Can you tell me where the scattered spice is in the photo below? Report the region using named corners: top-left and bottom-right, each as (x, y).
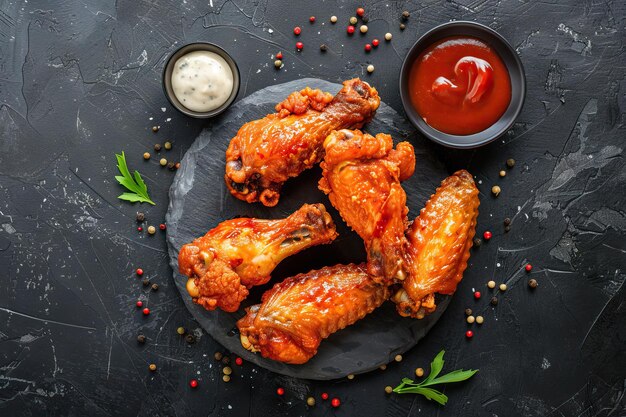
top-left (164, 141), bottom-right (172, 150)
top-left (189, 379), bottom-right (198, 388)
top-left (528, 279), bottom-right (538, 289)
top-left (491, 185), bottom-right (501, 196)
top-left (222, 375), bottom-right (230, 382)
top-left (476, 316), bottom-right (484, 324)
top-left (309, 16), bottom-right (316, 23)
top-left (525, 263), bottom-right (533, 272)
top-left (214, 352), bottom-right (223, 361)
top-left (274, 60), bottom-right (282, 69)
top-left (372, 38), bottom-right (380, 47)
top-left (364, 43), bottom-right (372, 52)
top-left (504, 218), bottom-right (511, 226)
top-left (466, 315), bottom-right (475, 324)
top-left (347, 25), bottom-right (355, 34)
top-left (385, 386), bottom-right (393, 394)
top-left (400, 23), bottom-right (406, 30)
top-left (473, 237), bottom-right (482, 247)
top-left (330, 16), bottom-right (338, 23)
top-left (137, 334), bottom-right (146, 344)
top-left (149, 363), bottom-right (157, 372)
top-left (483, 231), bottom-right (492, 240)
top-left (223, 366), bottom-right (232, 375)
top-left (152, 126), bottom-right (159, 132)
top-left (159, 223), bottom-right (166, 230)
top-left (347, 374), bottom-right (355, 380)
top-left (143, 152), bottom-right (151, 160)
top-left (136, 212), bottom-right (145, 222)
top-left (331, 398), bottom-right (341, 408)
top-left (151, 283), bottom-right (159, 291)
top-left (395, 354), bottom-right (403, 362)
top-left (490, 296), bottom-right (498, 306)
top-left (175, 162), bottom-right (181, 170)
top-left (276, 387), bottom-right (284, 395)
top-left (185, 334), bottom-right (196, 344)
top-left (137, 226), bottom-right (143, 232)
top-left (296, 41), bottom-right (304, 50)
top-left (380, 364), bottom-right (387, 370)
top-left (356, 7), bottom-right (365, 16)
top-left (360, 24), bottom-right (368, 33)
top-left (499, 283), bottom-right (507, 291)
top-left (506, 158), bottom-right (516, 168)
top-left (499, 170), bottom-right (506, 177)
top-left (465, 330), bottom-right (474, 339)
top-left (147, 225), bottom-right (156, 235)
top-left (321, 392), bottom-right (329, 400)
top-left (177, 326), bottom-right (185, 335)
top-left (474, 291), bottom-right (481, 299)
top-left (143, 307), bottom-right (150, 315)
top-left (401, 10), bottom-right (410, 20)
top-left (154, 143), bottom-right (162, 152)
top-left (385, 32), bottom-right (393, 41)
top-left (159, 158), bottom-right (167, 166)
top-left (361, 16), bottom-right (369, 23)
top-left (349, 16), bottom-right (358, 25)
top-left (465, 308), bottom-right (472, 316)
top-left (136, 300), bottom-right (143, 308)
top-left (488, 280), bottom-right (496, 289)
top-left (136, 268), bottom-right (144, 276)
top-left (415, 367), bottom-right (424, 377)
top-left (504, 225), bottom-right (511, 233)
top-left (221, 356), bottom-right (230, 365)
top-left (307, 397), bottom-right (316, 406)
top-left (319, 44), bottom-right (328, 52)
top-left (235, 357), bottom-right (243, 366)
top-left (293, 26), bottom-right (301, 35)
top-left (142, 278), bottom-right (150, 286)
top-left (367, 64), bottom-right (375, 73)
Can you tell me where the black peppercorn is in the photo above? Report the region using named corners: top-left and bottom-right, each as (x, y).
top-left (473, 237), bottom-right (482, 247)
top-left (151, 283), bottom-right (159, 291)
top-left (504, 225), bottom-right (511, 233)
top-left (154, 143), bottom-right (162, 152)
top-left (528, 279), bottom-right (538, 289)
top-left (465, 308), bottom-right (472, 316)
top-left (137, 334), bottom-right (146, 344)
top-left (185, 334), bottom-right (196, 344)
top-left (361, 16), bottom-right (369, 23)
top-left (401, 10), bottom-right (410, 20)
top-left (506, 158), bottom-right (516, 168)
top-left (221, 356), bottom-right (230, 365)
top-left (320, 44), bottom-right (328, 52)
top-left (400, 23), bottom-right (406, 30)
top-left (490, 296), bottom-right (498, 306)
top-left (136, 212), bottom-right (145, 222)
top-left (504, 217), bottom-right (511, 226)
top-left (142, 278), bottom-right (150, 287)
top-left (167, 162), bottom-right (176, 171)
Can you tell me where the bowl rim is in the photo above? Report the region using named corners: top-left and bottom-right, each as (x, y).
top-left (162, 42), bottom-right (241, 119)
top-left (399, 20), bottom-right (526, 149)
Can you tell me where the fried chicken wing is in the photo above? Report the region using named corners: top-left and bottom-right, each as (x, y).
top-left (393, 170), bottom-right (479, 318)
top-left (237, 264), bottom-right (388, 364)
top-left (225, 79), bottom-right (380, 207)
top-left (319, 129), bottom-right (416, 284)
top-left (178, 203), bottom-right (337, 312)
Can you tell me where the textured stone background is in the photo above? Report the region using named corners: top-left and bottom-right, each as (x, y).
top-left (0, 1), bottom-right (624, 416)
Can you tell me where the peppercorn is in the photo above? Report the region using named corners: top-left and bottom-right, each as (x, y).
top-left (364, 43), bottom-right (372, 52)
top-left (152, 126), bottom-right (159, 132)
top-left (276, 387), bottom-right (284, 395)
top-left (356, 7), bottom-right (365, 16)
top-left (189, 379), bottom-right (198, 388)
top-left (143, 152), bottom-right (151, 160)
top-left (142, 278), bottom-right (150, 286)
top-left (505, 225), bottom-right (511, 233)
top-left (385, 32), bottom-right (392, 41)
top-left (347, 25), bottom-right (355, 34)
top-left (177, 326), bottom-right (185, 335)
top-left (143, 307), bottom-right (150, 315)
top-left (307, 397), bottom-right (316, 406)
top-left (465, 308), bottom-right (472, 316)
top-left (372, 38), bottom-right (379, 47)
top-left (321, 392), bottom-right (329, 400)
top-left (467, 315), bottom-right (475, 324)
top-left (504, 217), bottom-right (511, 226)
top-left (136, 268), bottom-right (144, 276)
top-left (361, 16), bottom-right (369, 23)
top-left (136, 300), bottom-right (143, 308)
top-left (164, 141), bottom-right (172, 150)
top-left (309, 16), bottom-right (315, 23)
top-left (296, 41), bottom-right (303, 50)
top-left (147, 225), bottom-right (156, 235)
top-left (319, 44), bottom-right (327, 52)
top-left (222, 375), bottom-right (230, 382)
top-left (154, 143), bottom-right (162, 152)
top-left (274, 59), bottom-right (282, 68)
top-left (347, 374), bottom-right (355, 380)
top-left (221, 356), bottom-right (230, 365)
top-left (476, 316), bottom-right (484, 324)
top-left (174, 162), bottom-right (181, 170)
top-left (136, 212), bottom-right (145, 222)
top-left (416, 312), bottom-right (425, 319)
top-left (401, 10), bottom-right (410, 20)
top-left (167, 162), bottom-right (176, 171)
top-left (159, 223), bottom-right (166, 230)
top-left (349, 16), bottom-right (357, 25)
top-left (137, 226), bottom-right (143, 232)
top-left (360, 25), bottom-right (368, 33)
top-left (466, 330), bottom-right (474, 338)
top-left (384, 386), bottom-right (393, 394)
top-left (223, 366), bottom-right (232, 375)
top-left (490, 296), bottom-right (498, 306)
top-left (492, 185), bottom-right (501, 196)
top-left (499, 283), bottom-right (507, 291)
top-left (330, 16), bottom-right (337, 23)
top-left (400, 23), bottom-right (406, 30)
top-left (506, 158), bottom-right (516, 168)
top-left (159, 158), bottom-right (167, 166)
top-left (151, 283), bottom-right (159, 291)
top-left (394, 354), bottom-right (402, 362)
top-left (367, 64), bottom-right (375, 73)
top-left (331, 398), bottom-right (341, 408)
top-left (528, 279), bottom-right (538, 289)
top-left (293, 26), bottom-right (301, 35)
top-left (380, 364), bottom-right (387, 370)
top-left (483, 231), bottom-right (492, 240)
top-left (185, 334), bottom-right (195, 344)
top-left (235, 357), bottom-right (243, 366)
top-left (149, 363), bottom-right (157, 372)
top-left (488, 280), bottom-right (496, 289)
top-left (473, 237), bottom-right (482, 247)
top-left (525, 263), bottom-right (533, 272)
top-left (214, 352), bottom-right (223, 361)
top-left (415, 367), bottom-right (424, 377)
top-left (499, 170), bottom-right (506, 177)
top-left (137, 334), bottom-right (146, 344)
top-left (474, 291), bottom-right (481, 299)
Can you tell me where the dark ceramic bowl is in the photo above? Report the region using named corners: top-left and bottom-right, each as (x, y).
top-left (163, 42), bottom-right (240, 118)
top-left (399, 21), bottom-right (526, 149)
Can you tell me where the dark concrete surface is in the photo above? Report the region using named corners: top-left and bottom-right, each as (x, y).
top-left (0, 1), bottom-right (624, 416)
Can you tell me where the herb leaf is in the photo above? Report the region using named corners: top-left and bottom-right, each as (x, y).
top-left (392, 350), bottom-right (478, 406)
top-left (115, 151), bottom-right (155, 205)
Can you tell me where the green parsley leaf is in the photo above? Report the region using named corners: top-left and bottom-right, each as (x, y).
top-left (114, 151), bottom-right (155, 205)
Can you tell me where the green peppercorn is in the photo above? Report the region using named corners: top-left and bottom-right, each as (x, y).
top-left (143, 152), bottom-right (151, 160)
top-left (137, 334), bottom-right (146, 344)
top-left (164, 141), bottom-right (172, 150)
top-left (307, 397), bottom-right (316, 406)
top-left (222, 375), bottom-right (231, 382)
top-left (384, 386), bottom-right (393, 394)
top-left (506, 158), bottom-right (516, 168)
top-left (147, 225), bottom-right (156, 235)
top-left (274, 59), bottom-right (282, 68)
top-left (176, 326), bottom-right (185, 335)
top-left (223, 366), bottom-right (232, 375)
top-left (159, 158), bottom-right (167, 166)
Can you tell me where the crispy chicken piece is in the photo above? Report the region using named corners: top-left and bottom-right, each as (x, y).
top-left (319, 129), bottom-right (416, 284)
top-left (393, 170), bottom-right (479, 318)
top-left (178, 204), bottom-right (337, 312)
top-left (225, 79), bottom-right (380, 207)
top-left (237, 264), bottom-right (388, 364)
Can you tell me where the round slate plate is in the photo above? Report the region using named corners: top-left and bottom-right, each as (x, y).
top-left (166, 78), bottom-right (450, 380)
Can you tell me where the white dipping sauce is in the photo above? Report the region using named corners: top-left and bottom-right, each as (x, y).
top-left (171, 50), bottom-right (234, 112)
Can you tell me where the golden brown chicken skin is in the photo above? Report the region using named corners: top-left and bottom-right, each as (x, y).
top-left (178, 203), bottom-right (337, 312)
top-left (393, 170), bottom-right (479, 318)
top-left (237, 264), bottom-right (388, 364)
top-left (225, 79), bottom-right (380, 207)
top-left (319, 129), bottom-right (416, 284)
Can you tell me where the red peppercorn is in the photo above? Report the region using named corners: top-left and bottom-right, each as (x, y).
top-left (321, 392), bottom-right (329, 400)
top-left (137, 226), bottom-right (143, 232)
top-left (347, 25), bottom-right (355, 34)
top-left (331, 398), bottom-right (341, 408)
top-left (296, 41), bottom-right (303, 50)
top-left (136, 268), bottom-right (144, 276)
top-left (356, 7), bottom-right (365, 17)
top-left (372, 38), bottom-right (380, 47)
top-left (474, 291), bottom-right (481, 299)
top-left (189, 379), bottom-right (198, 388)
top-left (525, 263), bottom-right (533, 272)
top-left (466, 330), bottom-right (474, 338)
top-left (293, 26), bottom-right (301, 35)
top-left (309, 16), bottom-right (315, 23)
top-left (235, 357), bottom-right (243, 366)
top-left (159, 223), bottom-right (166, 230)
top-left (277, 387), bottom-right (285, 395)
top-left (276, 52), bottom-right (283, 59)
top-left (364, 43), bottom-right (372, 52)
top-left (142, 307), bottom-right (150, 315)
top-left (483, 231), bottom-right (492, 240)
top-left (136, 300), bottom-right (143, 308)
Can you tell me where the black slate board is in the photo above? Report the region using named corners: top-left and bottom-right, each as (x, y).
top-left (166, 78), bottom-right (450, 380)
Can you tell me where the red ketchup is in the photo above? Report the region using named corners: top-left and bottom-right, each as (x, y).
top-left (408, 36), bottom-right (511, 135)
